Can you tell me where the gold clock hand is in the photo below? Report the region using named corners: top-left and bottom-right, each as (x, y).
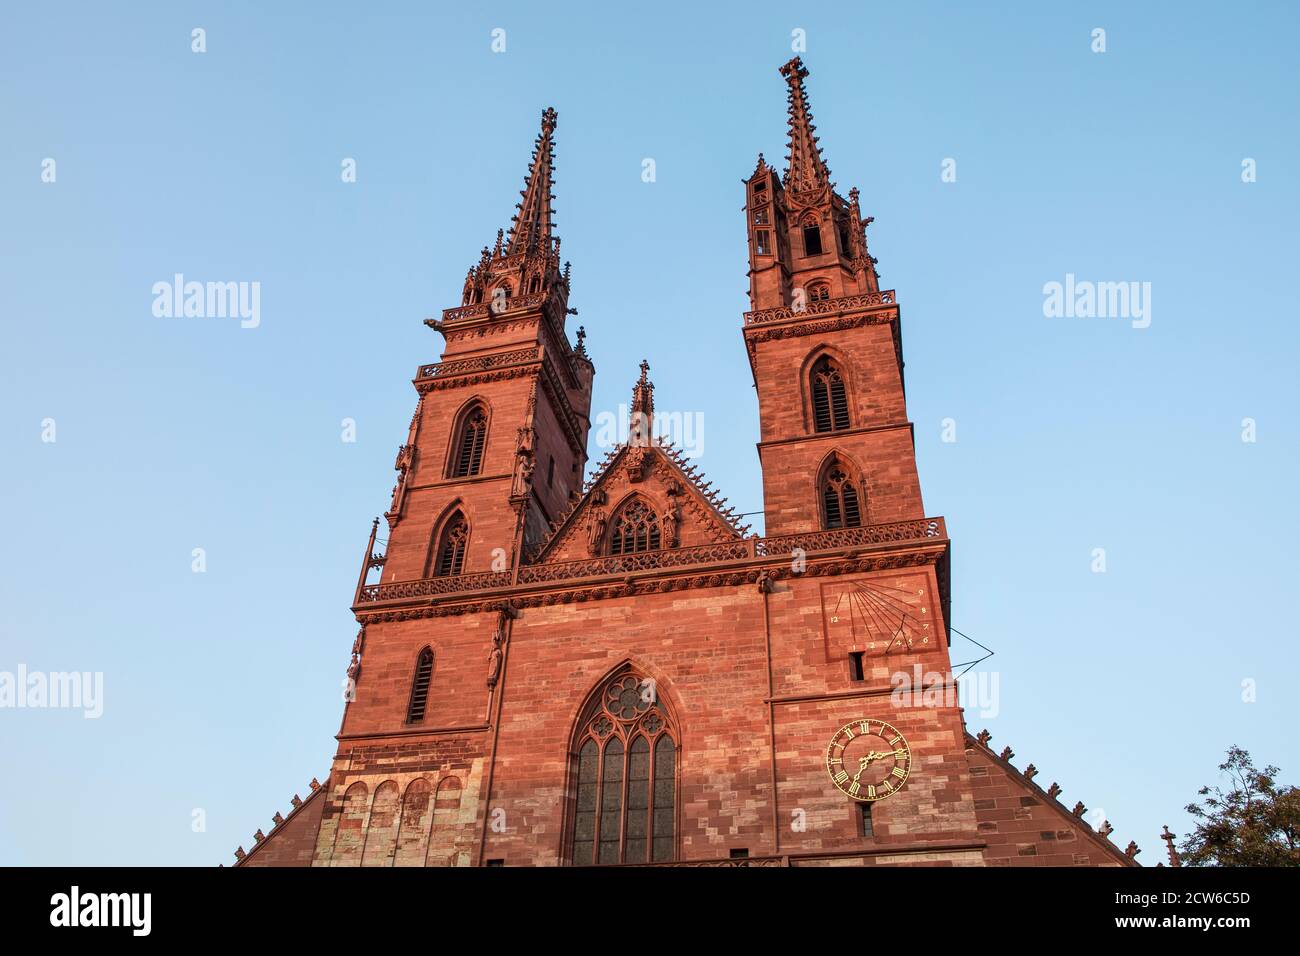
top-left (850, 755), bottom-right (871, 784)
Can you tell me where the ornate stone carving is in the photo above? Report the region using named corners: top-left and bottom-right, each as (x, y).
top-left (511, 452), bottom-right (535, 498)
top-left (416, 347), bottom-right (540, 381)
top-left (624, 446), bottom-right (649, 482)
top-left (1160, 825), bottom-right (1181, 867)
top-left (661, 503), bottom-right (679, 548)
top-left (743, 291), bottom-right (897, 326)
top-left (486, 630), bottom-right (504, 689)
top-left (585, 505), bottom-right (607, 555)
top-left (386, 444), bottom-right (416, 528)
top-left (346, 627), bottom-right (365, 682)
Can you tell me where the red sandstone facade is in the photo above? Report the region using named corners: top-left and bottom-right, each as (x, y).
top-left (234, 59), bottom-right (1136, 869)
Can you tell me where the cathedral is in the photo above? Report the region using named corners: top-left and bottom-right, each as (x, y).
top-left (234, 58), bottom-right (1137, 868)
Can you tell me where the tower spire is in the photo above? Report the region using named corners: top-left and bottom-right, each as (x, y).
top-left (506, 107), bottom-right (559, 255)
top-left (629, 360), bottom-right (654, 446)
top-left (778, 57), bottom-right (831, 193)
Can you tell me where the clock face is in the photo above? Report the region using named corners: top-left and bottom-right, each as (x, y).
top-left (825, 719), bottom-right (911, 802)
top-left (821, 575), bottom-right (939, 659)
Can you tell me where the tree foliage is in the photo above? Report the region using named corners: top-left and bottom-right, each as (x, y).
top-left (1182, 746), bottom-right (1300, 866)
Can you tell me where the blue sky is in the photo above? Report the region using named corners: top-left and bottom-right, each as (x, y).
top-left (2, 1), bottom-right (1297, 865)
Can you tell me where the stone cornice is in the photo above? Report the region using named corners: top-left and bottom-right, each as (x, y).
top-left (744, 305), bottom-right (899, 354)
top-left (743, 290), bottom-right (896, 326)
top-left (414, 349), bottom-right (587, 460)
top-left (354, 525), bottom-right (948, 622)
top-left (743, 298), bottom-right (904, 375)
top-left (756, 420), bottom-right (912, 452)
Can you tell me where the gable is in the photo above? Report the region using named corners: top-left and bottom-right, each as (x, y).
top-left (965, 734), bottom-right (1137, 867)
top-left (530, 442), bottom-right (748, 564)
top-left (232, 777), bottom-right (328, 867)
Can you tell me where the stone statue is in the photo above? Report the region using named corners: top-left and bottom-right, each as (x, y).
top-left (512, 453), bottom-right (535, 497)
top-left (661, 505), bottom-right (678, 547)
top-left (586, 506), bottom-right (608, 555)
top-left (486, 621), bottom-right (506, 689)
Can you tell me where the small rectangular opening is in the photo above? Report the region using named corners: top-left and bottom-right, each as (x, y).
top-left (729, 848), bottom-right (749, 859)
top-left (802, 224), bottom-right (823, 256)
top-left (547, 456), bottom-right (555, 487)
top-left (848, 651), bottom-right (865, 682)
top-left (486, 859), bottom-right (505, 867)
top-left (859, 803), bottom-right (874, 838)
top-left (755, 230), bottom-right (770, 256)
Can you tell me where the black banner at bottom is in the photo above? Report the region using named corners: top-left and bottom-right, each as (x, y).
top-left (0, 864), bottom-right (1289, 940)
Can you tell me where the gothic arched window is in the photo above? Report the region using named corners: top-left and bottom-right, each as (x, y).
top-left (806, 281), bottom-right (831, 302)
top-left (569, 669), bottom-right (677, 865)
top-left (822, 461), bottom-right (863, 530)
top-left (609, 498), bottom-right (660, 554)
top-left (433, 512), bottom-right (468, 576)
top-left (811, 357), bottom-right (850, 433)
top-left (451, 404), bottom-right (487, 477)
top-left (405, 647), bottom-right (434, 723)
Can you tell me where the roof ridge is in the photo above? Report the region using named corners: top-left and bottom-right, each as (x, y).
top-left (656, 439), bottom-right (751, 537)
top-left (228, 774), bottom-right (327, 867)
top-left (966, 730), bottom-right (1140, 866)
top-left (526, 445), bottom-right (629, 563)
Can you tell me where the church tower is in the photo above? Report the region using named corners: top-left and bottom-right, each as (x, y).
top-left (375, 107), bottom-right (595, 588)
top-left (306, 109), bottom-right (597, 868)
top-left (744, 58), bottom-right (923, 537)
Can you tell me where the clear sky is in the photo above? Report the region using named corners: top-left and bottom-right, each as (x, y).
top-left (2, 2), bottom-right (1297, 866)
